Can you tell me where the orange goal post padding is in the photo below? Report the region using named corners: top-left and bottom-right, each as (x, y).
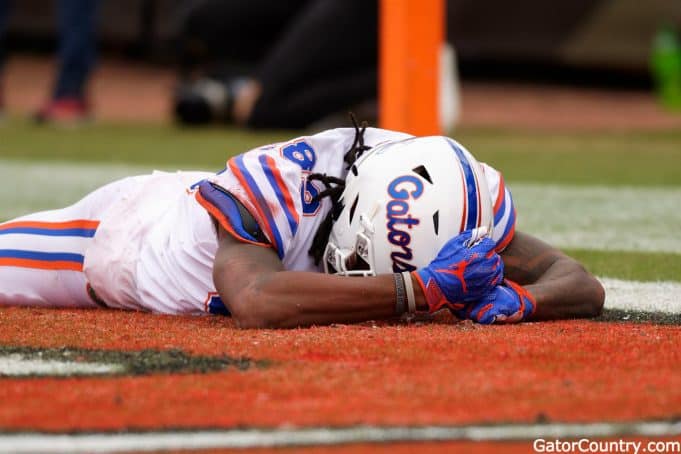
top-left (379, 0), bottom-right (445, 136)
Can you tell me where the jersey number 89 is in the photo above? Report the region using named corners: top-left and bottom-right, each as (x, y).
top-left (281, 141), bottom-right (321, 216)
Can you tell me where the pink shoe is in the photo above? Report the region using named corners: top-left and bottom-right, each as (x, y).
top-left (0, 84), bottom-right (4, 120)
top-left (34, 98), bottom-right (91, 125)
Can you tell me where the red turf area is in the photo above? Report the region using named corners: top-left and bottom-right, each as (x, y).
top-left (0, 307), bottom-right (679, 431)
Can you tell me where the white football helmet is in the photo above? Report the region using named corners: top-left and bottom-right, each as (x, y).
top-left (323, 136), bottom-right (494, 276)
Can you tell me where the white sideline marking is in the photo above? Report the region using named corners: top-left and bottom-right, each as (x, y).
top-left (0, 355), bottom-right (123, 376)
top-left (512, 184), bottom-right (681, 254)
top-left (0, 160), bottom-right (160, 219)
top-left (600, 278), bottom-right (681, 314)
top-left (0, 422), bottom-right (679, 453)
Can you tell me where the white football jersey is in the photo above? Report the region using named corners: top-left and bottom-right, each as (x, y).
top-left (480, 162), bottom-right (516, 253)
top-left (83, 128), bottom-right (516, 315)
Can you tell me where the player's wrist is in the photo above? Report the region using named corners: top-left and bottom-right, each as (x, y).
top-left (402, 272), bottom-right (416, 313)
top-left (409, 271), bottom-right (429, 312)
top-left (393, 272), bottom-right (417, 315)
top-left (393, 273), bottom-right (407, 315)
top-left (412, 269), bottom-right (460, 313)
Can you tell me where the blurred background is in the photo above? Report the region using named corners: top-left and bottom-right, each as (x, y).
top-left (1, 0), bottom-right (680, 131)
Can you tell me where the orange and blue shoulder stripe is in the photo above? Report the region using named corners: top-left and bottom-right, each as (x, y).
top-left (258, 154), bottom-right (299, 237)
top-left (195, 180), bottom-right (271, 248)
top-left (227, 155), bottom-right (286, 258)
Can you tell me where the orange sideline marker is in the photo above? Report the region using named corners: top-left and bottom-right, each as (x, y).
top-left (379, 0), bottom-right (444, 136)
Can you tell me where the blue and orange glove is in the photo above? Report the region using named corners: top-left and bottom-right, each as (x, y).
top-left (458, 279), bottom-right (536, 324)
top-left (414, 228), bottom-right (504, 314)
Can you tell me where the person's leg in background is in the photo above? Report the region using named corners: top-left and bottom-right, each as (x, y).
top-left (35, 0), bottom-right (100, 124)
top-left (173, 0), bottom-right (307, 125)
top-left (177, 0), bottom-right (304, 78)
top-left (0, 0), bottom-right (11, 116)
top-left (248, 69), bottom-right (377, 129)
top-left (237, 0), bottom-right (379, 128)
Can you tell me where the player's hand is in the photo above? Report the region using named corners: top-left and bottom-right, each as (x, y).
top-left (414, 227), bottom-right (504, 314)
top-left (457, 279), bottom-right (536, 324)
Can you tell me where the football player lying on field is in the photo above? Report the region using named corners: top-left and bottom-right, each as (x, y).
top-left (0, 120), bottom-right (604, 327)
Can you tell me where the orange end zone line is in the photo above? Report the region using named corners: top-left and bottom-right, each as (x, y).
top-left (0, 258), bottom-right (83, 271)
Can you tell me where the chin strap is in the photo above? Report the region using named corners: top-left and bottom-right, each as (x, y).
top-left (308, 113), bottom-right (373, 266)
top-left (343, 112), bottom-right (372, 170)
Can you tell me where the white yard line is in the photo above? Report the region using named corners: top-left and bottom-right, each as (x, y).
top-left (0, 421), bottom-right (679, 453)
top-left (600, 277), bottom-right (681, 313)
top-left (0, 355), bottom-right (124, 377)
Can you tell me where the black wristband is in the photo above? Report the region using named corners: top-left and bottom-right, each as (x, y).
top-left (393, 273), bottom-right (407, 315)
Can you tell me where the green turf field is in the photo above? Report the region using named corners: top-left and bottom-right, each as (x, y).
top-left (1, 118), bottom-right (680, 294)
top-left (2, 119), bottom-right (681, 185)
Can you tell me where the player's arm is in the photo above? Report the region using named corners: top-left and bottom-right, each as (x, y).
top-left (499, 231), bottom-right (605, 320)
top-left (212, 225), bottom-right (428, 329)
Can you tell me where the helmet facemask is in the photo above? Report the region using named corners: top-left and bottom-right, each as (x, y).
top-left (324, 214), bottom-right (376, 276)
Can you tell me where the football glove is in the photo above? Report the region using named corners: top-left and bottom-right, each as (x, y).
top-left (457, 279), bottom-right (536, 324)
top-left (414, 227), bottom-right (504, 314)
